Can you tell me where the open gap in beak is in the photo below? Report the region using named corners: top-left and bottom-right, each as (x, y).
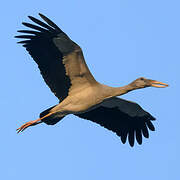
top-left (151, 80), bottom-right (169, 88)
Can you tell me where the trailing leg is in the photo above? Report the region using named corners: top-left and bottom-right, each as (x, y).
top-left (16, 112), bottom-right (53, 133)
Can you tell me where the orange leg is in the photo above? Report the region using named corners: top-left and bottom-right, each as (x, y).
top-left (16, 112), bottom-right (53, 133)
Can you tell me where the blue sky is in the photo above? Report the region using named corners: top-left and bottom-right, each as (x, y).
top-left (0, 0), bottom-right (179, 179)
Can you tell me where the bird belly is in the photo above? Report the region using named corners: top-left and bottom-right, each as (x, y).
top-left (52, 86), bottom-right (103, 114)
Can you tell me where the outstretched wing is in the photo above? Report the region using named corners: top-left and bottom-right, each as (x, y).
top-left (76, 97), bottom-right (156, 147)
top-left (15, 13), bottom-right (97, 101)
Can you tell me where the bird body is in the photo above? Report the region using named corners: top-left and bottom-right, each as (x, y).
top-left (16, 14), bottom-right (168, 146)
top-left (51, 85), bottom-right (102, 114)
top-left (41, 83), bottom-right (139, 116)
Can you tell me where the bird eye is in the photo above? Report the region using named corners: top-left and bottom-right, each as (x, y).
top-left (140, 78), bottom-right (145, 81)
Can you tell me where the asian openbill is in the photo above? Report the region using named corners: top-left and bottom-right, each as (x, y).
top-left (15, 14), bottom-right (168, 147)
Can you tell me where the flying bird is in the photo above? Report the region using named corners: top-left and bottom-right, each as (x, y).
top-left (15, 13), bottom-right (168, 147)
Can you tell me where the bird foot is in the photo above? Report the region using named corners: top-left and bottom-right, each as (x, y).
top-left (16, 119), bottom-right (41, 133)
top-left (17, 112), bottom-right (53, 133)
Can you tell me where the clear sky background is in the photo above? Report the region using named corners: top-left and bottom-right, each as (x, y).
top-left (0, 0), bottom-right (179, 179)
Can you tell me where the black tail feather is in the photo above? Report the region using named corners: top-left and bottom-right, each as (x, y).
top-left (40, 105), bottom-right (64, 125)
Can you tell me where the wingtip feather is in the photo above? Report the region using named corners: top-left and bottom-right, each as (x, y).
top-left (120, 132), bottom-right (128, 144)
top-left (38, 13), bottom-right (61, 31)
top-left (151, 115), bottom-right (156, 121)
top-left (142, 125), bottom-right (149, 138)
top-left (146, 121), bottom-right (155, 131)
top-left (128, 130), bottom-right (135, 147)
top-left (136, 129), bottom-right (142, 145)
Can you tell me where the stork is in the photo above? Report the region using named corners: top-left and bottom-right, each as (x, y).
top-left (15, 14), bottom-right (168, 146)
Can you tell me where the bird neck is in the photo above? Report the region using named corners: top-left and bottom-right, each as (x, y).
top-left (110, 84), bottom-right (138, 97)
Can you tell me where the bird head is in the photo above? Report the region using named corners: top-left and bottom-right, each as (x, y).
top-left (130, 77), bottom-right (169, 89)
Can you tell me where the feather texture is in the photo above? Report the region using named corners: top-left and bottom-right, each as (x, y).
top-left (76, 97), bottom-right (156, 147)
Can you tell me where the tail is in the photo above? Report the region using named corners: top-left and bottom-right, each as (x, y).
top-left (40, 105), bottom-right (65, 125)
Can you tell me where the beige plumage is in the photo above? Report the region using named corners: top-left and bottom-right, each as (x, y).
top-left (15, 14), bottom-right (168, 146)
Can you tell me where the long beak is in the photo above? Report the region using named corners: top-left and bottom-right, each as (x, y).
top-left (151, 80), bottom-right (169, 88)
